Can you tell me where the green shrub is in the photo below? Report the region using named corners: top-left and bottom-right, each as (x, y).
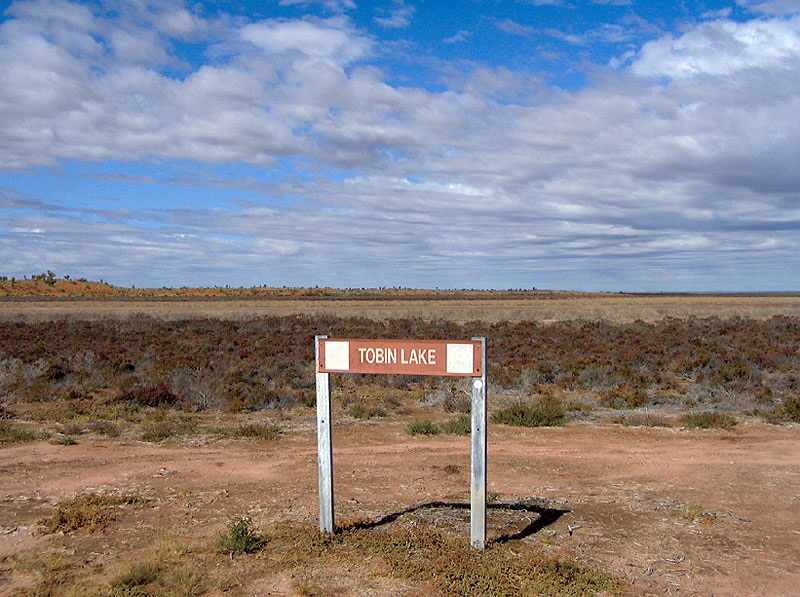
top-left (405, 419), bottom-right (441, 436)
top-left (679, 411), bottom-right (737, 430)
top-left (490, 395), bottom-right (566, 428)
top-left (214, 516), bottom-right (265, 555)
top-left (233, 422), bottom-right (282, 440)
top-left (439, 415), bottom-right (471, 436)
top-left (0, 422), bottom-right (39, 444)
top-left (348, 404), bottom-right (387, 420)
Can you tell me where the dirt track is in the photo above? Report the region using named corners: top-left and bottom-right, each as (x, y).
top-left (2, 420), bottom-right (798, 595)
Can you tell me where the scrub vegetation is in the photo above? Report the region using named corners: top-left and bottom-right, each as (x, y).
top-left (1, 315), bottom-right (799, 427)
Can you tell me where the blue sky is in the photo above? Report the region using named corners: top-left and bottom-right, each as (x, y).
top-left (1, 0), bottom-right (799, 291)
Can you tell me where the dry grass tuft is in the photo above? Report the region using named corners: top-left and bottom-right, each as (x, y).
top-left (679, 411), bottom-right (737, 430)
top-left (39, 492), bottom-right (148, 534)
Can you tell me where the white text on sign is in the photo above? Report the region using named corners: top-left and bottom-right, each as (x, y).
top-left (357, 347), bottom-right (437, 366)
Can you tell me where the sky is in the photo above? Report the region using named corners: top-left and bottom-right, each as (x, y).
top-left (1, 0), bottom-right (799, 291)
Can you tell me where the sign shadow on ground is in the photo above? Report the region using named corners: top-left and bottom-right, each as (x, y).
top-left (337, 501), bottom-right (570, 545)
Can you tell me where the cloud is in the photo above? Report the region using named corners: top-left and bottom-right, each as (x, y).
top-left (496, 18), bottom-right (537, 37)
top-left (278, 0), bottom-right (357, 12)
top-left (443, 29), bottom-right (471, 44)
top-left (738, 0), bottom-right (800, 16)
top-left (1, 1), bottom-right (799, 289)
top-left (374, 1), bottom-right (415, 29)
top-left (240, 16), bottom-right (372, 65)
top-left (631, 15), bottom-right (800, 79)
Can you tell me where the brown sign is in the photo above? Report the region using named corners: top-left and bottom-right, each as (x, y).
top-left (317, 338), bottom-right (482, 377)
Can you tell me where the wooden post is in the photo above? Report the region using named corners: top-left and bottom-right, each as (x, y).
top-left (470, 337), bottom-right (487, 550)
top-left (315, 335), bottom-right (334, 534)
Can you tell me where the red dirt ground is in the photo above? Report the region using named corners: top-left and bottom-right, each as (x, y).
top-left (1, 419), bottom-right (798, 595)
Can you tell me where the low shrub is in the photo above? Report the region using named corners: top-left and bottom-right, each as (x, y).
top-left (0, 403), bottom-right (17, 419)
top-left (439, 415), bottom-right (471, 436)
top-left (214, 516), bottom-right (265, 555)
top-left (598, 384), bottom-right (648, 409)
top-left (233, 422), bottom-right (282, 440)
top-left (490, 395), bottom-right (566, 428)
top-left (110, 558), bottom-right (203, 597)
top-left (613, 412), bottom-right (673, 428)
top-left (405, 419), bottom-right (441, 436)
top-left (119, 383), bottom-right (177, 408)
top-left (348, 404), bottom-right (387, 420)
top-left (443, 389), bottom-right (471, 413)
top-left (0, 422), bottom-right (39, 444)
top-left (87, 419), bottom-right (120, 437)
top-left (776, 395), bottom-right (800, 423)
top-left (679, 411), bottom-right (737, 430)
top-left (140, 413), bottom-right (197, 442)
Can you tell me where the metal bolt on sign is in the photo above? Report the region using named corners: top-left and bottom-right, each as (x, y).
top-left (314, 336), bottom-right (488, 549)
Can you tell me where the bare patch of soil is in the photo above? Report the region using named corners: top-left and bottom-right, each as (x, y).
top-left (1, 420), bottom-right (798, 595)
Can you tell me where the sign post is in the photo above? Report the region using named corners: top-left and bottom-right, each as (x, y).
top-left (314, 336), bottom-right (488, 548)
top-left (470, 337), bottom-right (487, 549)
top-left (315, 335), bottom-right (334, 534)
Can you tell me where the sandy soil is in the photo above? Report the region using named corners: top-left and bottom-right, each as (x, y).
top-left (2, 295), bottom-right (800, 323)
top-left (2, 420), bottom-right (799, 596)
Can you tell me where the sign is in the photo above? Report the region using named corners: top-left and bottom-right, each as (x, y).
top-left (317, 338), bottom-right (482, 377)
top-left (315, 335), bottom-right (488, 550)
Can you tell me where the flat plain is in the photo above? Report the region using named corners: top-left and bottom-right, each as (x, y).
top-left (2, 292), bottom-right (800, 322)
top-left (1, 292), bottom-right (799, 596)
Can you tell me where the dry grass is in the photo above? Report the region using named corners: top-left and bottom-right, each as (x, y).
top-left (38, 492), bottom-right (149, 534)
top-left (678, 411), bottom-right (737, 430)
top-left (3, 294), bottom-right (800, 323)
top-left (252, 521), bottom-right (621, 596)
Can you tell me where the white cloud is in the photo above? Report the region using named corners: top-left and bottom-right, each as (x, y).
top-left (632, 15), bottom-right (800, 79)
top-left (1, 1), bottom-right (799, 289)
top-left (443, 29), bottom-right (471, 44)
top-left (240, 17), bottom-right (372, 65)
top-left (496, 18), bottom-right (537, 37)
top-left (374, 1), bottom-right (415, 29)
top-left (739, 0), bottom-right (800, 16)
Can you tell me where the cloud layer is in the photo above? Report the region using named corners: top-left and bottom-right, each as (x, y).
top-left (1, 1), bottom-right (799, 290)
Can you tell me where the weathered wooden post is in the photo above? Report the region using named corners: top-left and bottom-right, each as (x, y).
top-left (315, 335), bottom-right (334, 534)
